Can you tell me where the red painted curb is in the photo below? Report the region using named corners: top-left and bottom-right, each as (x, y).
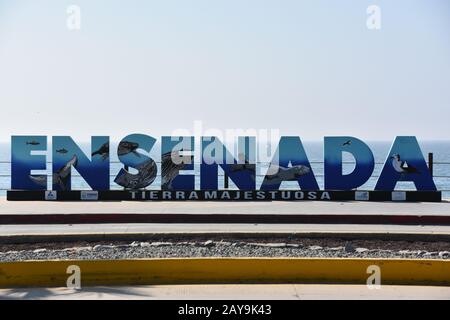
top-left (0, 213), bottom-right (450, 225)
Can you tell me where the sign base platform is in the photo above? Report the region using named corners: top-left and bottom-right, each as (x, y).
top-left (6, 190), bottom-right (442, 202)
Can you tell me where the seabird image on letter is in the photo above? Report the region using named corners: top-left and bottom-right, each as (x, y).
top-left (92, 142), bottom-right (109, 160)
top-left (343, 140), bottom-right (352, 146)
top-left (391, 154), bottom-right (419, 174)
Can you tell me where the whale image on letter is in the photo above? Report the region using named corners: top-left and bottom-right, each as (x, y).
top-left (263, 164), bottom-right (311, 185)
top-left (29, 175), bottom-right (47, 187)
top-left (114, 159), bottom-right (157, 190)
top-left (118, 141), bottom-right (140, 157)
top-left (161, 150), bottom-right (192, 190)
top-left (53, 155), bottom-right (78, 191)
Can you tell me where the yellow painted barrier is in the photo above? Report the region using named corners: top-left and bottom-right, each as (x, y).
top-left (0, 258), bottom-right (449, 288)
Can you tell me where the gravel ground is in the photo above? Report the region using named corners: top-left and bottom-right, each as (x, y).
top-left (0, 238), bottom-right (449, 262)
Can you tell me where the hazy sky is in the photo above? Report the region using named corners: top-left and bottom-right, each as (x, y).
top-left (0, 0), bottom-right (449, 142)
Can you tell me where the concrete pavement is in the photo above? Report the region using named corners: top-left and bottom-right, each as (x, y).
top-left (2, 223), bottom-right (450, 238)
top-left (1, 198), bottom-right (449, 226)
top-left (1, 284), bottom-right (449, 300)
top-left (1, 198), bottom-right (449, 215)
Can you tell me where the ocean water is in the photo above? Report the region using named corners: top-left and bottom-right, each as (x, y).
top-left (1, 141), bottom-right (450, 198)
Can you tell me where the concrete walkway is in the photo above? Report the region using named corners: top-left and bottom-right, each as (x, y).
top-left (1, 284), bottom-right (449, 300)
top-left (1, 198), bottom-right (449, 216)
top-left (2, 223), bottom-right (450, 237)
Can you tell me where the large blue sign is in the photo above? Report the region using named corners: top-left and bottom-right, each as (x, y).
top-left (10, 135), bottom-right (437, 192)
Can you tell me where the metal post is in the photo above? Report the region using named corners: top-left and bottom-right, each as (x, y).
top-left (124, 165), bottom-right (129, 190)
top-left (224, 172), bottom-right (229, 189)
top-left (428, 153), bottom-right (434, 177)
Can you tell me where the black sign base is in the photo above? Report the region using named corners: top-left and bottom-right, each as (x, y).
top-left (6, 190), bottom-right (442, 202)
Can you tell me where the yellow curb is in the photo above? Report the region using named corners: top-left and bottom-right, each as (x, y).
top-left (0, 258), bottom-right (449, 288)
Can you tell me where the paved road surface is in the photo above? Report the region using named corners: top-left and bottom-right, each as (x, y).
top-left (0, 284), bottom-right (449, 300)
top-left (1, 199), bottom-right (449, 239)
